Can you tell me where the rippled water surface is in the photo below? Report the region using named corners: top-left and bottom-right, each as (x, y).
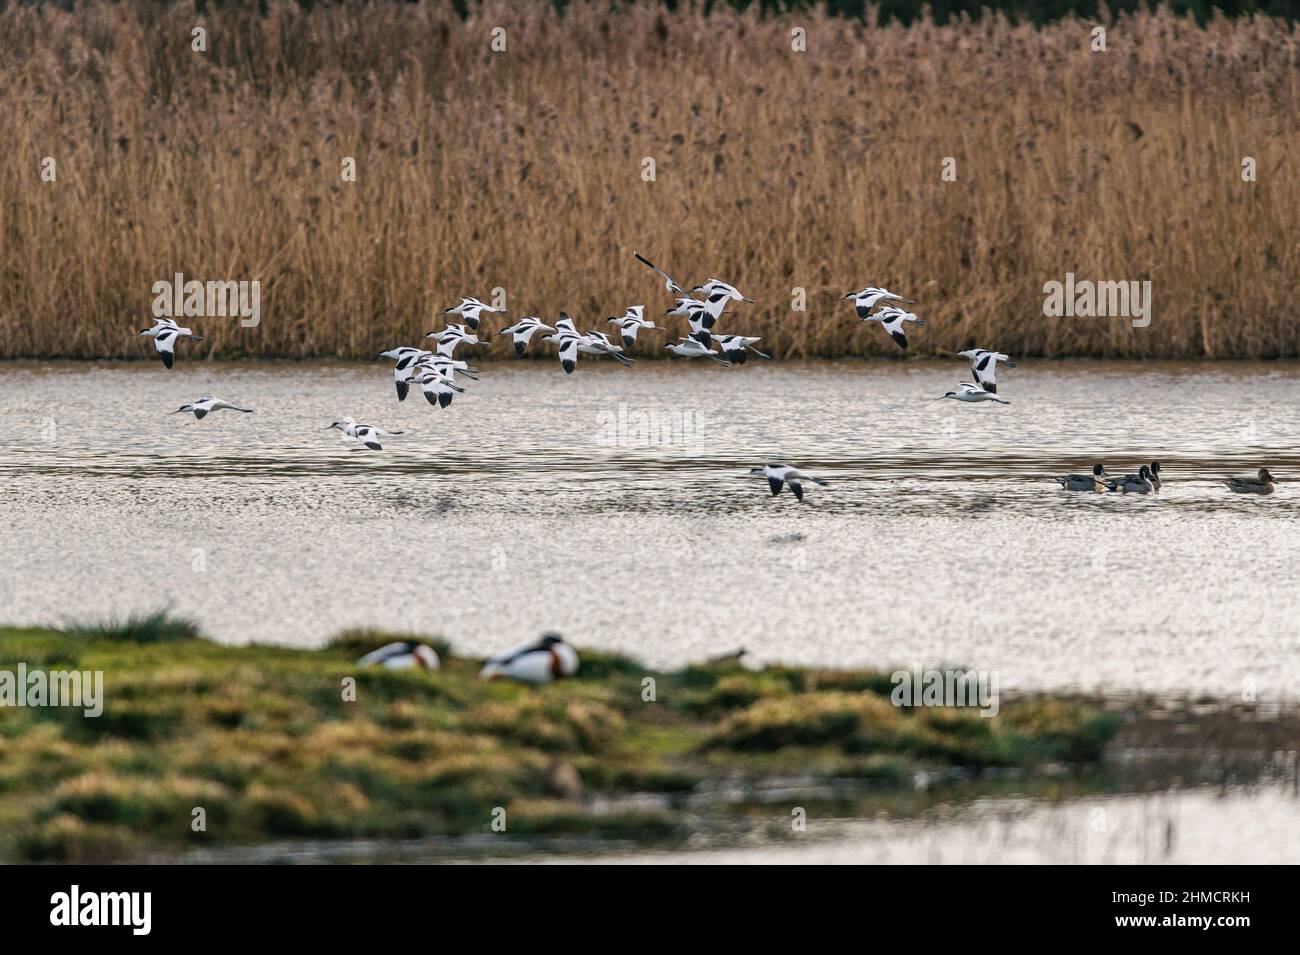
top-left (2, 359), bottom-right (1299, 700)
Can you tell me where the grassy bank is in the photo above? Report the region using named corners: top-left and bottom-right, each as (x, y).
top-left (0, 623), bottom-right (1126, 862)
top-left (0, 2), bottom-right (1296, 361)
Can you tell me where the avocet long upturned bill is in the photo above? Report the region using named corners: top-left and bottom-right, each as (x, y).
top-left (170, 396), bottom-right (254, 419)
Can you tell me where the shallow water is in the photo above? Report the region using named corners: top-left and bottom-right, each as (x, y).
top-left (539, 783), bottom-right (1300, 865)
top-left (2, 358), bottom-right (1299, 700)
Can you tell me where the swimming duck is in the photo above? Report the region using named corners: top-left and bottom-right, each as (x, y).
top-left (1055, 464), bottom-right (1106, 492)
top-left (1107, 465), bottom-right (1154, 494)
top-left (1224, 468), bottom-right (1275, 494)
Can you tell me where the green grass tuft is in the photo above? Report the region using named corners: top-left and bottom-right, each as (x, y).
top-left (65, 608), bottom-right (202, 644)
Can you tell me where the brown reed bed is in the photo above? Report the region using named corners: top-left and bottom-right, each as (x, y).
top-left (0, 1), bottom-right (1296, 361)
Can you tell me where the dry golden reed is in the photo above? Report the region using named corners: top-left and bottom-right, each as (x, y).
top-left (0, 1), bottom-right (1297, 361)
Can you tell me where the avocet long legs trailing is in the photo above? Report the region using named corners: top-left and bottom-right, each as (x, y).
top-left (498, 316), bottom-right (555, 357)
top-left (327, 419), bottom-right (404, 451)
top-left (937, 382), bottom-right (1009, 404)
top-left (665, 337), bottom-right (732, 365)
top-left (956, 349), bottom-right (1018, 394)
top-left (580, 331), bottom-right (635, 366)
top-left (169, 396), bottom-right (254, 419)
top-left (747, 464), bottom-right (829, 502)
top-left (138, 318), bottom-right (203, 369)
top-left (411, 367), bottom-right (466, 409)
top-left (714, 334), bottom-right (770, 364)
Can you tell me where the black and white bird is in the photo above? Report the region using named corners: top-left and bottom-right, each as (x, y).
top-left (748, 463), bottom-right (829, 502)
top-left (138, 318), bottom-right (203, 369)
top-left (843, 287), bottom-right (915, 316)
top-left (425, 324), bottom-right (486, 358)
top-left (937, 382), bottom-right (1009, 404)
top-left (378, 346), bottom-right (434, 401)
top-left (1054, 464), bottom-right (1106, 492)
top-left (579, 331), bottom-right (635, 366)
top-left (956, 349), bottom-right (1018, 395)
top-left (866, 305), bottom-right (926, 351)
top-left (411, 366), bottom-right (467, 409)
top-left (357, 641), bottom-right (441, 671)
top-left (498, 316), bottom-right (555, 357)
top-left (479, 633), bottom-right (580, 684)
top-left (1107, 461), bottom-right (1162, 493)
top-left (1106, 465), bottom-right (1155, 494)
top-left (1224, 468), bottom-right (1276, 494)
top-left (606, 306), bottom-right (657, 350)
top-left (694, 278), bottom-right (754, 305)
top-left (665, 337), bottom-right (732, 365)
top-left (170, 396), bottom-right (254, 419)
top-left (327, 419), bottom-right (404, 451)
top-left (634, 252), bottom-right (689, 297)
top-left (541, 318), bottom-right (585, 374)
top-left (693, 278), bottom-right (753, 323)
top-left (666, 297), bottom-right (715, 346)
top-left (713, 334), bottom-right (770, 364)
top-left (442, 297), bottom-right (503, 331)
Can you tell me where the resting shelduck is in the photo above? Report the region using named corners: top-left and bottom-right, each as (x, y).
top-left (357, 641), bottom-right (441, 671)
top-left (479, 634), bottom-right (580, 684)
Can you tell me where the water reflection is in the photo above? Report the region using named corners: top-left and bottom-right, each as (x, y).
top-left (2, 360), bottom-right (1298, 698)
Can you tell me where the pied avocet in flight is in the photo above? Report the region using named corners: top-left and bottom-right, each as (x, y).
top-left (748, 464), bottom-right (830, 502)
top-left (425, 324), bottom-right (486, 358)
top-left (693, 278), bottom-right (754, 323)
top-left (541, 317), bottom-right (585, 374)
top-left (714, 334), bottom-right (770, 364)
top-left (634, 252), bottom-right (689, 297)
top-left (865, 304), bottom-right (926, 351)
top-left (378, 346), bottom-right (433, 401)
top-left (843, 287), bottom-right (915, 316)
top-left (442, 297), bottom-right (503, 331)
top-left (411, 366), bottom-right (466, 409)
top-left (327, 419), bottom-right (404, 451)
top-left (499, 316), bottom-right (555, 357)
top-left (606, 306), bottom-right (657, 350)
top-left (956, 349), bottom-right (1017, 394)
top-left (666, 297), bottom-right (715, 346)
top-left (665, 337), bottom-right (732, 365)
top-left (480, 633), bottom-right (580, 684)
top-left (937, 382), bottom-right (1009, 404)
top-left (170, 396), bottom-right (253, 419)
top-left (357, 641), bottom-right (440, 671)
top-left (139, 318), bottom-right (203, 369)
top-left (579, 330), bottom-right (635, 366)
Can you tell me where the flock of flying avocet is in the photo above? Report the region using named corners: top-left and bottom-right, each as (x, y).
top-left (138, 251), bottom-right (1277, 499)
